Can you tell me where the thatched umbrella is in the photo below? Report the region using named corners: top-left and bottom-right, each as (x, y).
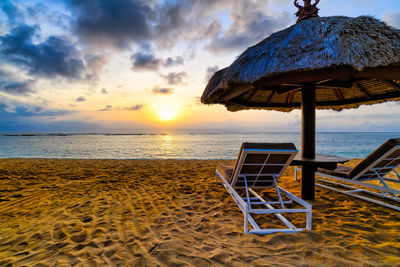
top-left (201, 0), bottom-right (400, 200)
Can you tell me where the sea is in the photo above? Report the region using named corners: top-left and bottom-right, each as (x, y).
top-left (0, 132), bottom-right (399, 160)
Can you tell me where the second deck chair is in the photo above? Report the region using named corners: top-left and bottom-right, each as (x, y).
top-left (316, 138), bottom-right (400, 211)
top-left (216, 143), bottom-right (312, 234)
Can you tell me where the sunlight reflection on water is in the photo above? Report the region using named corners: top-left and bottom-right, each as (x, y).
top-left (0, 132), bottom-right (399, 159)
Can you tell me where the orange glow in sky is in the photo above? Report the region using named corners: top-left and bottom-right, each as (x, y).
top-left (1, 1), bottom-right (400, 132)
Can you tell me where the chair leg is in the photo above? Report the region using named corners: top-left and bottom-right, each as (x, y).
top-left (244, 176), bottom-right (252, 209)
top-left (216, 171), bottom-right (222, 185)
top-left (394, 169), bottom-right (400, 180)
top-left (294, 167), bottom-right (301, 181)
top-left (374, 170), bottom-right (398, 198)
top-left (306, 210), bottom-right (312, 230)
top-left (273, 177), bottom-right (285, 209)
top-left (244, 205), bottom-right (249, 233)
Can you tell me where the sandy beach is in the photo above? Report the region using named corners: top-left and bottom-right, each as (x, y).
top-left (0, 158), bottom-right (399, 266)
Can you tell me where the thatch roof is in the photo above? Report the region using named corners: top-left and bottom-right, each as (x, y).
top-left (201, 16), bottom-right (400, 112)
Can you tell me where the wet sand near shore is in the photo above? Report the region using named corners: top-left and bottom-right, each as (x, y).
top-left (0, 159), bottom-right (399, 266)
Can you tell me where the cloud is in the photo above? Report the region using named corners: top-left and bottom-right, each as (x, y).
top-left (131, 52), bottom-right (184, 71)
top-left (205, 2), bottom-right (290, 53)
top-left (0, 96), bottom-right (73, 118)
top-left (63, 0), bottom-right (292, 58)
top-left (123, 104), bottom-right (143, 111)
top-left (163, 56), bottom-right (184, 67)
top-left (142, 1), bottom-right (290, 54)
top-left (97, 104), bottom-right (143, 111)
top-left (152, 86), bottom-right (174, 95)
top-left (154, 2), bottom-right (186, 41)
top-left (84, 54), bottom-right (108, 82)
top-left (0, 115), bottom-right (153, 133)
top-left (383, 11), bottom-right (400, 28)
top-left (62, 0), bottom-right (292, 56)
top-left (205, 65), bottom-right (219, 81)
top-left (150, 0), bottom-right (223, 48)
top-left (75, 96), bottom-right (86, 102)
top-left (131, 52), bottom-right (161, 71)
top-left (0, 67), bottom-right (35, 96)
top-left (161, 71), bottom-right (186, 85)
top-left (0, 97), bottom-right (16, 113)
top-left (26, 105), bottom-right (45, 114)
top-left (101, 88), bottom-right (108, 94)
top-left (66, 0), bottom-right (190, 49)
top-left (0, 79), bottom-right (35, 95)
top-left (97, 105), bottom-right (113, 111)
top-left (0, 24), bottom-right (84, 79)
top-left (67, 0), bottom-right (153, 48)
top-left (1, 0), bottom-right (22, 25)
top-left (0, 116), bottom-right (97, 133)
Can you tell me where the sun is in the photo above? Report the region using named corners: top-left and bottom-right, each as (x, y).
top-left (157, 106), bottom-right (176, 121)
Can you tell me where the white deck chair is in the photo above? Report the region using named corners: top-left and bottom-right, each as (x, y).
top-left (216, 143), bottom-right (312, 234)
top-left (316, 138), bottom-right (400, 211)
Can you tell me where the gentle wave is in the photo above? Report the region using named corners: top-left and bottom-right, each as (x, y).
top-left (0, 132), bottom-right (399, 159)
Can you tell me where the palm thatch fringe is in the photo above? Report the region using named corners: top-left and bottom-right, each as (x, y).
top-left (202, 16), bottom-right (400, 112)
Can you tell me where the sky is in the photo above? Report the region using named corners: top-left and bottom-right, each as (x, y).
top-left (0, 0), bottom-right (400, 133)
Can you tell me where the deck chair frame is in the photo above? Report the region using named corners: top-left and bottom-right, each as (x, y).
top-left (217, 147), bottom-right (312, 234)
top-left (315, 145), bottom-right (400, 211)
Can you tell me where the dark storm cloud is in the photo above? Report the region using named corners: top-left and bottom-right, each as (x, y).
top-left (131, 52), bottom-right (184, 71)
top-left (67, 0), bottom-right (153, 48)
top-left (75, 96), bottom-right (86, 102)
top-left (0, 25), bottom-right (84, 79)
top-left (66, 0), bottom-right (189, 49)
top-left (153, 1), bottom-right (187, 46)
top-left (64, 0), bottom-right (287, 52)
top-left (152, 86), bottom-right (174, 95)
top-left (205, 65), bottom-right (219, 81)
top-left (155, 2), bottom-right (185, 34)
top-left (161, 71), bottom-right (186, 85)
top-left (62, 0), bottom-right (290, 69)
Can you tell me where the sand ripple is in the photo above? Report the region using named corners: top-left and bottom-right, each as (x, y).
top-left (0, 159), bottom-right (399, 266)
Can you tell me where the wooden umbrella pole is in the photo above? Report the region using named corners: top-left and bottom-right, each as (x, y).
top-left (301, 83), bottom-right (316, 200)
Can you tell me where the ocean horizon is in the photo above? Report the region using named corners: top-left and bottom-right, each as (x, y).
top-left (1, 132), bottom-right (399, 160)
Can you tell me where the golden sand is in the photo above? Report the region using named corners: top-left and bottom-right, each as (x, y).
top-left (0, 159), bottom-right (399, 266)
